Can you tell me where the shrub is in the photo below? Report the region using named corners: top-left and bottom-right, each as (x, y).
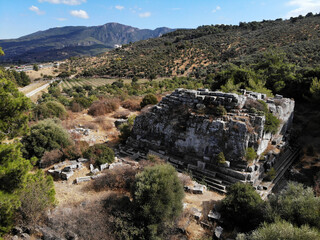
top-left (119, 115), bottom-right (136, 143)
top-left (140, 94), bottom-right (158, 108)
top-left (267, 182), bottom-right (320, 229)
top-left (264, 112), bottom-right (280, 134)
top-left (214, 105), bottom-right (227, 116)
top-left (19, 170), bottom-right (55, 223)
top-left (121, 98), bottom-right (141, 111)
top-left (88, 98), bottom-right (120, 116)
top-left (245, 147), bottom-right (257, 162)
top-left (217, 152), bottom-right (226, 164)
top-left (265, 167), bottom-right (276, 181)
top-left (84, 144), bottom-right (115, 166)
top-left (132, 164), bottom-right (184, 238)
top-left (221, 182), bottom-right (265, 232)
top-left (92, 166), bottom-right (136, 191)
top-left (33, 101), bottom-right (67, 120)
top-left (22, 119), bottom-right (72, 159)
top-left (238, 220), bottom-right (320, 240)
top-left (40, 149), bottom-right (64, 168)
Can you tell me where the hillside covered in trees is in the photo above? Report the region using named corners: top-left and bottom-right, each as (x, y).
top-left (72, 13), bottom-right (320, 79)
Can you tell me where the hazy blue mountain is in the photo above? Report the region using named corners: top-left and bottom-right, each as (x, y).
top-left (0, 23), bottom-right (174, 63)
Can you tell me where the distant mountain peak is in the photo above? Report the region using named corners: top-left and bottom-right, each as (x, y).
top-left (0, 23), bottom-right (175, 63)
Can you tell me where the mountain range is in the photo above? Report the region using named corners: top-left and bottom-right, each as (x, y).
top-left (0, 23), bottom-right (174, 63)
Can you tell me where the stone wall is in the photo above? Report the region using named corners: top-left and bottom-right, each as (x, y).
top-left (128, 89), bottom-right (294, 163)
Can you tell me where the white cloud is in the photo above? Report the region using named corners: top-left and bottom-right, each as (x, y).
top-left (56, 17), bottom-right (67, 21)
top-left (115, 5), bottom-right (124, 10)
top-left (39, 0), bottom-right (86, 5)
top-left (286, 0), bottom-right (320, 17)
top-left (139, 12), bottom-right (151, 18)
top-left (212, 6), bottom-right (221, 13)
top-left (70, 10), bottom-right (89, 19)
top-left (29, 5), bottom-right (45, 15)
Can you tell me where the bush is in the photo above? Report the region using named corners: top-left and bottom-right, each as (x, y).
top-left (84, 144), bottom-right (115, 166)
top-left (221, 182), bottom-right (265, 232)
top-left (217, 152), bottom-right (226, 164)
top-left (19, 170), bottom-right (55, 223)
top-left (121, 98), bottom-right (141, 111)
top-left (214, 105), bottom-right (227, 116)
top-left (119, 115), bottom-right (136, 143)
top-left (245, 147), bottom-right (257, 162)
top-left (132, 164), bottom-right (184, 238)
top-left (238, 220), bottom-right (320, 240)
top-left (40, 149), bottom-right (64, 168)
top-left (33, 101), bottom-right (67, 120)
top-left (264, 112), bottom-right (280, 134)
top-left (265, 167), bottom-right (276, 181)
top-left (22, 119), bottom-right (72, 159)
top-left (140, 94), bottom-right (158, 108)
top-left (92, 166), bottom-right (136, 191)
top-left (267, 182), bottom-right (320, 229)
top-left (88, 98), bottom-right (120, 116)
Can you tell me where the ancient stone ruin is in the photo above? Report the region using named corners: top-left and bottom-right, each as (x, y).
top-left (127, 88), bottom-right (297, 195)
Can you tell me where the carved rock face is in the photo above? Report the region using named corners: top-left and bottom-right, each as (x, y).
top-left (128, 89), bottom-right (294, 164)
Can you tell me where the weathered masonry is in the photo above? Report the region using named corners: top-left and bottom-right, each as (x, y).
top-left (127, 88), bottom-right (296, 195)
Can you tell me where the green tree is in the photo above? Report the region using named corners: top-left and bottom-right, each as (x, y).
top-left (237, 220), bottom-right (320, 240)
top-left (0, 143), bottom-right (32, 235)
top-left (217, 152), bottom-right (226, 164)
top-left (119, 115), bottom-right (136, 143)
top-left (245, 147), bottom-right (257, 163)
top-left (267, 182), bottom-right (320, 229)
top-left (221, 182), bottom-right (265, 232)
top-left (84, 144), bottom-right (115, 166)
top-left (19, 170), bottom-right (55, 223)
top-left (33, 64), bottom-right (39, 71)
top-left (0, 47), bottom-right (4, 56)
top-left (140, 94), bottom-right (158, 108)
top-left (310, 77), bottom-right (320, 102)
top-left (264, 113), bottom-right (280, 134)
top-left (32, 101), bottom-right (67, 120)
top-left (0, 76), bottom-right (31, 141)
top-left (132, 164), bottom-right (184, 238)
top-left (22, 119), bottom-right (72, 159)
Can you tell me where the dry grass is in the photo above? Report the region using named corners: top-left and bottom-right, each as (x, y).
top-left (121, 98), bottom-right (141, 111)
top-left (88, 98), bottom-right (120, 116)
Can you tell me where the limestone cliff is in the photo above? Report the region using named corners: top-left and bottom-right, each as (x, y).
top-left (127, 89), bottom-right (295, 191)
top-left (128, 89), bottom-right (294, 163)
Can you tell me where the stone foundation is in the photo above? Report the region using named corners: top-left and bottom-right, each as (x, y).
top-left (127, 88), bottom-right (295, 192)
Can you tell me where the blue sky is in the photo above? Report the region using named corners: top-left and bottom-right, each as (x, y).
top-left (1, 0), bottom-right (320, 39)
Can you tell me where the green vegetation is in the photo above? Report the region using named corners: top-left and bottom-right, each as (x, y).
top-left (267, 182), bottom-right (320, 229)
top-left (132, 164), bottom-right (184, 238)
top-left (237, 220), bottom-right (320, 240)
top-left (33, 64), bottom-right (39, 71)
top-left (119, 115), bottom-right (136, 143)
top-left (19, 170), bottom-right (55, 223)
top-left (265, 167), bottom-right (276, 181)
top-left (22, 119), bottom-right (72, 160)
top-left (140, 93), bottom-right (158, 108)
top-left (0, 76), bottom-right (30, 141)
top-left (221, 183), bottom-right (265, 232)
top-left (217, 152), bottom-right (226, 164)
top-left (245, 147), bottom-right (257, 163)
top-left (32, 101), bottom-right (67, 120)
top-left (264, 112), bottom-right (281, 134)
top-left (84, 144), bottom-right (115, 166)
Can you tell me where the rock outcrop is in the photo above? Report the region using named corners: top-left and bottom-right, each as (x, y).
top-left (127, 89), bottom-right (295, 192)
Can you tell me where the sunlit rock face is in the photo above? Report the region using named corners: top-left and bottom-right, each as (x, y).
top-left (128, 89), bottom-right (294, 165)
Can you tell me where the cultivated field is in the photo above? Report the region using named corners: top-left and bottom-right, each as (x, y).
top-left (61, 78), bottom-right (149, 89)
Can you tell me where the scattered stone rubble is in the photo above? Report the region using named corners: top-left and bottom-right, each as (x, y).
top-left (126, 88), bottom-right (297, 196)
top-left (48, 159), bottom-right (86, 180)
